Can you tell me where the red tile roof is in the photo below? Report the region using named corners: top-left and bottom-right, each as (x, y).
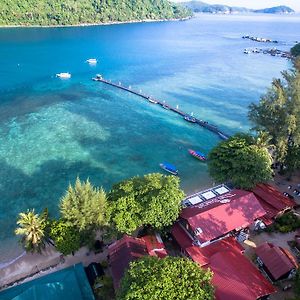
top-left (142, 234), bottom-right (168, 258)
top-left (171, 222), bottom-right (193, 249)
top-left (209, 250), bottom-right (276, 300)
top-left (252, 184), bottom-right (297, 223)
top-left (185, 237), bottom-right (244, 267)
top-left (186, 237), bottom-right (276, 300)
top-left (108, 235), bottom-right (148, 290)
top-left (180, 190), bottom-right (266, 243)
top-left (108, 234), bottom-right (167, 290)
top-left (255, 242), bottom-right (298, 280)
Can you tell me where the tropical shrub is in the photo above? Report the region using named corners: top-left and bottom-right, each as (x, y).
top-left (49, 219), bottom-right (81, 255)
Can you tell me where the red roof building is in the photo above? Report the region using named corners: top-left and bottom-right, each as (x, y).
top-left (108, 234), bottom-right (167, 290)
top-left (184, 237), bottom-right (276, 300)
top-left (252, 184), bottom-right (297, 225)
top-left (255, 242), bottom-right (298, 281)
top-left (171, 229), bottom-right (277, 299)
top-left (170, 185), bottom-right (277, 299)
top-left (184, 237), bottom-right (244, 267)
top-left (178, 189), bottom-right (266, 246)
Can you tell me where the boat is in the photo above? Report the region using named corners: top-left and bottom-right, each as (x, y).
top-left (159, 163), bottom-right (178, 175)
top-left (188, 149), bottom-right (206, 161)
top-left (184, 115), bottom-right (196, 123)
top-left (86, 58), bottom-right (97, 64)
top-left (148, 97), bottom-right (158, 104)
top-left (56, 72), bottom-right (71, 79)
top-left (93, 74), bottom-right (102, 81)
top-left (162, 104), bottom-right (170, 110)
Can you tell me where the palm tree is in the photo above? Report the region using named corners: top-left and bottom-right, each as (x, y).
top-left (15, 209), bottom-right (47, 253)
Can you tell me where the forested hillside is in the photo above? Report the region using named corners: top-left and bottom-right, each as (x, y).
top-left (0, 0), bottom-right (191, 26)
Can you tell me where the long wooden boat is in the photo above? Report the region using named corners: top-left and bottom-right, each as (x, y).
top-left (188, 149), bottom-right (206, 161)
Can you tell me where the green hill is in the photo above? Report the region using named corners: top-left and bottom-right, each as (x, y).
top-left (0, 0), bottom-right (191, 26)
top-left (179, 1), bottom-right (294, 15)
top-left (254, 5), bottom-right (295, 14)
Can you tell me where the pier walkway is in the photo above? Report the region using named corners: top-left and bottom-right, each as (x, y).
top-left (92, 76), bottom-right (229, 140)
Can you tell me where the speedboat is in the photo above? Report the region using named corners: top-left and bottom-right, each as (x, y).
top-left (86, 58), bottom-right (97, 64)
top-left (93, 74), bottom-right (103, 81)
top-left (188, 149), bottom-right (206, 161)
top-left (184, 115), bottom-right (196, 123)
top-left (56, 72), bottom-right (71, 79)
top-left (159, 163), bottom-right (178, 175)
top-left (148, 97), bottom-right (158, 104)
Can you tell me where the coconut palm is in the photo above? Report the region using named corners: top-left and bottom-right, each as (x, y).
top-left (15, 209), bottom-right (47, 253)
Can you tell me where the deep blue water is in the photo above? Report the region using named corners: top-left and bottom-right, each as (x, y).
top-left (0, 14), bottom-right (299, 262)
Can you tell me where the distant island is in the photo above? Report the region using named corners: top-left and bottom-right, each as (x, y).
top-left (0, 0), bottom-right (191, 27)
top-left (179, 1), bottom-right (295, 14)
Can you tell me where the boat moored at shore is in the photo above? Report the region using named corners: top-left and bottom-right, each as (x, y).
top-left (148, 97), bottom-right (158, 104)
top-left (184, 115), bottom-right (196, 123)
top-left (188, 149), bottom-right (206, 161)
top-left (159, 163), bottom-right (178, 175)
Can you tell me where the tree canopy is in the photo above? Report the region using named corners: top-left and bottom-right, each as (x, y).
top-left (208, 133), bottom-right (273, 189)
top-left (60, 178), bottom-right (107, 232)
top-left (108, 173), bottom-right (185, 234)
top-left (291, 43), bottom-right (300, 57)
top-left (0, 0), bottom-right (191, 26)
top-left (49, 219), bottom-right (81, 255)
top-left (15, 209), bottom-right (48, 252)
top-left (117, 256), bottom-right (214, 300)
top-left (248, 59), bottom-right (300, 172)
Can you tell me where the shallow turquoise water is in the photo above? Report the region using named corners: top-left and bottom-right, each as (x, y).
top-left (0, 14), bottom-right (299, 262)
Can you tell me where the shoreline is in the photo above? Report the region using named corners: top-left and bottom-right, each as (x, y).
top-left (0, 16), bottom-right (192, 29)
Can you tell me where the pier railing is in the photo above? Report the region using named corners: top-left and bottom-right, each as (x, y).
top-left (92, 76), bottom-right (229, 140)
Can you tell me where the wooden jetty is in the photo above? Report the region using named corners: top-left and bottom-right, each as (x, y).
top-left (92, 75), bottom-right (229, 140)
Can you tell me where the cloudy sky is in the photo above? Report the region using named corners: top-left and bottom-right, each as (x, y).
top-left (173, 1), bottom-right (300, 11)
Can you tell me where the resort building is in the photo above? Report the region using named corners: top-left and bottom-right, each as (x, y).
top-left (185, 237), bottom-right (277, 300)
top-left (0, 264), bottom-right (95, 300)
top-left (108, 233), bottom-right (167, 290)
top-left (171, 184), bottom-right (278, 299)
top-left (256, 242), bottom-right (299, 282)
top-left (173, 185), bottom-right (267, 248)
top-left (252, 183), bottom-right (297, 225)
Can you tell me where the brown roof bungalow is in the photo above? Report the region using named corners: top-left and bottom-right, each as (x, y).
top-left (108, 234), bottom-right (167, 290)
top-left (256, 242), bottom-right (299, 281)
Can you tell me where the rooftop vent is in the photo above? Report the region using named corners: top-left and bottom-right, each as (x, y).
top-left (219, 199), bottom-right (231, 204)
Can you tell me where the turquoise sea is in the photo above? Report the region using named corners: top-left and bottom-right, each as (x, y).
top-left (0, 14), bottom-right (299, 263)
